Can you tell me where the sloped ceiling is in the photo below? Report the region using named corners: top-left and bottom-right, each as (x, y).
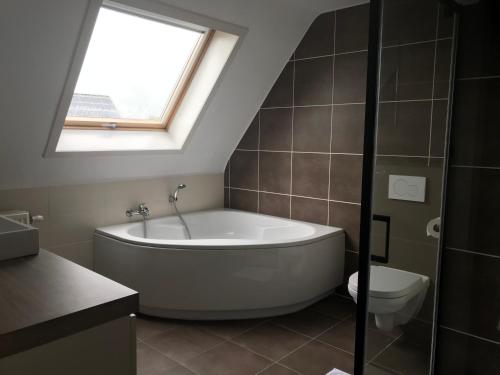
top-left (0, 0), bottom-right (366, 189)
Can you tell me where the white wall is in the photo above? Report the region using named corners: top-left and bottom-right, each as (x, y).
top-left (0, 0), bottom-right (366, 190)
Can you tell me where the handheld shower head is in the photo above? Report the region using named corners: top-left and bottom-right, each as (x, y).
top-left (170, 184), bottom-right (187, 202)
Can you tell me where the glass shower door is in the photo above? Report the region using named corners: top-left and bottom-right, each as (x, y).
top-left (360, 1), bottom-right (458, 374)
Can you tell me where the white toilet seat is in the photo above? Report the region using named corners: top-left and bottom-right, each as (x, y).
top-left (348, 266), bottom-right (428, 300)
top-left (348, 266), bottom-right (430, 330)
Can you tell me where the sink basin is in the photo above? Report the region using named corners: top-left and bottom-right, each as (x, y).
top-left (0, 215), bottom-right (39, 261)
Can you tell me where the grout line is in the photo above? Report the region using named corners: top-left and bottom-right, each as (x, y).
top-left (382, 36), bottom-right (452, 50)
top-left (235, 149), bottom-right (363, 156)
top-left (255, 313), bottom-right (355, 375)
top-left (261, 102), bottom-right (368, 110)
top-left (227, 187), bottom-right (361, 205)
top-left (377, 154), bottom-right (444, 159)
top-left (139, 339), bottom-right (190, 368)
top-left (333, 292), bottom-right (354, 301)
top-left (457, 75), bottom-right (500, 81)
top-left (291, 53), bottom-right (334, 62)
top-left (367, 331), bottom-right (405, 364)
top-left (345, 249), bottom-right (359, 254)
top-left (439, 325), bottom-right (500, 346)
top-left (367, 362), bottom-right (405, 375)
top-left (289, 49), bottom-right (368, 63)
top-left (178, 320), bottom-right (271, 374)
top-left (450, 164), bottom-right (500, 170)
top-left (288, 37), bottom-right (453, 62)
top-left (379, 98), bottom-right (446, 104)
top-left (446, 246), bottom-right (500, 260)
top-left (335, 49), bottom-right (368, 56)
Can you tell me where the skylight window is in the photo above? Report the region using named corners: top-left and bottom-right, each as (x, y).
top-left (65, 6), bottom-right (212, 130)
top-left (47, 0), bottom-right (241, 154)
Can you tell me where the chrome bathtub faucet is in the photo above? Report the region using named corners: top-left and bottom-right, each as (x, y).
top-left (126, 203), bottom-right (149, 238)
top-left (126, 203), bottom-right (150, 218)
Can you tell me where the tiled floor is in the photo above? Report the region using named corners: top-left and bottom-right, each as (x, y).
top-left (136, 294), bottom-right (431, 375)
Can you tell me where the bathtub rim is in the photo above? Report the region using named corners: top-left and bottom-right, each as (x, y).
top-left (94, 209), bottom-right (344, 250)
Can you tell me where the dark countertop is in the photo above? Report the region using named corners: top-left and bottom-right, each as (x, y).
top-left (0, 249), bottom-right (138, 358)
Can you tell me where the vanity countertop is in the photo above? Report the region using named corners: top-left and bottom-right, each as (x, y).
top-left (0, 249), bottom-right (138, 358)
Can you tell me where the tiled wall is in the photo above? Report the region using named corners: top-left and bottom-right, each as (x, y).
top-left (371, 0), bottom-right (454, 322)
top-left (436, 0), bottom-right (500, 372)
top-left (0, 175), bottom-right (223, 268)
top-left (224, 4), bottom-right (370, 281)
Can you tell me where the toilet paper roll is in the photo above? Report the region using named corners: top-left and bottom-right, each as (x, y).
top-left (426, 217), bottom-right (440, 239)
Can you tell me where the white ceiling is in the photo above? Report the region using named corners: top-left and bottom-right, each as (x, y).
top-left (0, 0), bottom-right (366, 189)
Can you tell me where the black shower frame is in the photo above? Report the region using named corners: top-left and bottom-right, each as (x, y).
top-left (353, 0), bottom-right (382, 373)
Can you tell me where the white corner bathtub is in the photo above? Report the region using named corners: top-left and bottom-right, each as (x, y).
top-left (94, 209), bottom-right (345, 320)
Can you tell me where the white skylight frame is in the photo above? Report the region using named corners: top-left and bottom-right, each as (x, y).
top-left (45, 0), bottom-right (244, 155)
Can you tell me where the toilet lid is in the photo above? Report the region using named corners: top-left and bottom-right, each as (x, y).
top-left (349, 266), bottom-right (424, 299)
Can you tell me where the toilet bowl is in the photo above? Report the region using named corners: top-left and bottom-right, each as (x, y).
top-left (348, 266), bottom-right (429, 331)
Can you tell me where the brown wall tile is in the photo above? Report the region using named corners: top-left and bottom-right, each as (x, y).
top-left (437, 2), bottom-right (454, 39)
top-left (377, 101), bottom-right (431, 156)
top-left (330, 202), bottom-right (360, 252)
top-left (293, 106), bottom-right (332, 152)
top-left (380, 42), bottom-right (435, 101)
top-left (436, 328), bottom-right (500, 374)
top-left (295, 12), bottom-right (334, 59)
top-left (430, 100), bottom-right (448, 157)
top-left (382, 0), bottom-right (437, 47)
top-left (224, 188), bottom-right (229, 208)
top-left (291, 196), bottom-right (328, 225)
top-left (263, 62), bottom-right (294, 108)
top-left (259, 192), bottom-right (290, 218)
top-left (260, 108), bottom-right (293, 151)
top-left (434, 39), bottom-right (452, 99)
top-left (230, 151), bottom-right (258, 189)
top-left (333, 52), bottom-right (367, 104)
top-left (224, 164), bottom-right (230, 186)
top-left (237, 114), bottom-right (259, 149)
top-left (294, 57), bottom-right (333, 106)
top-left (439, 249), bottom-right (500, 342)
top-left (259, 152), bottom-right (291, 194)
top-left (292, 153), bottom-right (330, 199)
top-left (444, 167), bottom-right (500, 257)
top-left (450, 78), bottom-right (500, 167)
top-left (230, 189), bottom-right (258, 212)
top-left (342, 251), bottom-right (359, 284)
top-left (330, 155), bottom-right (363, 203)
top-left (331, 104), bottom-right (365, 154)
top-left (335, 4), bottom-right (369, 54)
top-left (455, 0), bottom-right (500, 79)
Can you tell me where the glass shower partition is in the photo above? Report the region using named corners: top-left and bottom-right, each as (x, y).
top-left (355, 1), bottom-right (459, 374)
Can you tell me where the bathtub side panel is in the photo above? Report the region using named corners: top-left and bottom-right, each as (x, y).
top-left (93, 233), bottom-right (345, 319)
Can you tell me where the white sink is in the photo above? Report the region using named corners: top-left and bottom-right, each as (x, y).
top-left (0, 215), bottom-right (39, 261)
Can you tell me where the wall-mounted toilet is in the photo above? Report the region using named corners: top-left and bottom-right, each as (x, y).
top-left (348, 266), bottom-right (429, 331)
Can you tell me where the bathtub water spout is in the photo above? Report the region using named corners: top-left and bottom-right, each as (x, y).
top-left (126, 203), bottom-right (149, 238)
top-left (169, 184), bottom-right (192, 239)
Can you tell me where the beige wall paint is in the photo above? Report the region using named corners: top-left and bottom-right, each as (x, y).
top-left (0, 174), bottom-right (224, 269)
